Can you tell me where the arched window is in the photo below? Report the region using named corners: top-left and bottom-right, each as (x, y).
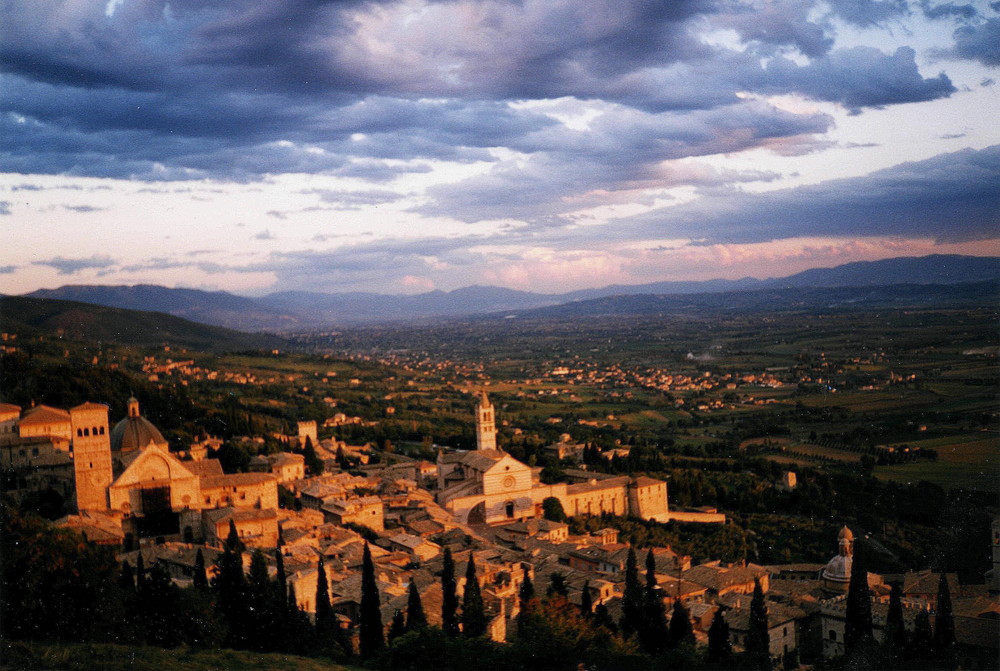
top-left (77, 428), bottom-right (83, 437)
top-left (83, 428), bottom-right (90, 436)
top-left (99, 426), bottom-right (105, 435)
top-left (505, 501), bottom-right (515, 518)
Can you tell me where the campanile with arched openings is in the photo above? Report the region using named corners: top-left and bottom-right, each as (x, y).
top-left (475, 390), bottom-right (497, 452)
top-left (70, 402), bottom-right (113, 511)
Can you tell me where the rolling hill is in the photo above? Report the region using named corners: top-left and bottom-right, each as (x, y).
top-left (0, 296), bottom-right (284, 351)
top-left (21, 254), bottom-right (1000, 329)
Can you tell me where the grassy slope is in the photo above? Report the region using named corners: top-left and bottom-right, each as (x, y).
top-left (0, 641), bottom-right (362, 671)
top-left (1, 296), bottom-right (283, 351)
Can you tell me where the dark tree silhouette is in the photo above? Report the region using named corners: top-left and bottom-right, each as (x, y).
top-left (667, 598), bottom-right (695, 649)
top-left (359, 543), bottom-right (385, 657)
top-left (441, 547), bottom-right (460, 637)
top-left (405, 580), bottom-right (427, 631)
top-left (388, 609), bottom-right (406, 642)
top-left (620, 547), bottom-right (643, 639)
top-left (275, 527), bottom-right (286, 602)
top-left (744, 578), bottom-right (771, 671)
top-left (884, 582), bottom-right (907, 661)
top-left (641, 551), bottom-right (669, 654)
top-left (580, 579), bottom-right (593, 615)
top-left (193, 548), bottom-right (208, 591)
top-left (303, 435), bottom-right (324, 475)
top-left (933, 572), bottom-right (955, 652)
top-left (844, 542), bottom-right (873, 654)
top-left (119, 559), bottom-right (135, 593)
top-left (707, 606), bottom-right (732, 664)
top-left (315, 555), bottom-right (331, 631)
top-left (461, 556), bottom-right (487, 638)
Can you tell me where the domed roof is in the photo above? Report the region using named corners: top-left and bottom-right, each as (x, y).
top-left (838, 525), bottom-right (854, 541)
top-left (822, 553), bottom-right (852, 584)
top-left (110, 398), bottom-right (167, 453)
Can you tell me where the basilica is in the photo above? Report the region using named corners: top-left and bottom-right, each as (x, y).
top-left (435, 391), bottom-right (670, 525)
top-left (2, 397), bottom-right (278, 546)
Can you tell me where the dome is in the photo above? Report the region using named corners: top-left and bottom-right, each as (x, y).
top-left (838, 525), bottom-right (854, 541)
top-left (822, 553), bottom-right (852, 584)
top-left (110, 399), bottom-right (167, 454)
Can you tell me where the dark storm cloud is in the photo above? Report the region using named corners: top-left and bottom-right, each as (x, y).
top-left (418, 102), bottom-right (832, 222)
top-left (953, 18), bottom-right (1000, 65)
top-left (620, 145), bottom-right (1000, 244)
top-left (827, 0), bottom-right (910, 26)
top-left (0, 0), bottom-right (971, 207)
top-left (758, 47), bottom-right (955, 111)
top-left (34, 255), bottom-right (117, 275)
top-left (920, 1), bottom-right (978, 20)
top-left (0, 201), bottom-right (11, 215)
top-left (0, 265), bottom-right (17, 274)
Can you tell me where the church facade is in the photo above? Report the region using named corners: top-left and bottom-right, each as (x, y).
top-left (3, 398), bottom-right (278, 546)
top-left (435, 392), bottom-right (670, 525)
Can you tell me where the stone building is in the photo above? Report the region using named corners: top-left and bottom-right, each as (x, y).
top-left (435, 392), bottom-right (669, 525)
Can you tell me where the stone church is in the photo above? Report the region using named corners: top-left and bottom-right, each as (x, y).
top-left (4, 397), bottom-right (278, 546)
top-left (435, 391), bottom-right (669, 525)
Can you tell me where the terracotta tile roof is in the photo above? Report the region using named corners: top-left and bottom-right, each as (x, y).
top-left (20, 405), bottom-right (70, 424)
top-left (70, 401), bottom-right (108, 412)
top-left (200, 472), bottom-right (277, 488)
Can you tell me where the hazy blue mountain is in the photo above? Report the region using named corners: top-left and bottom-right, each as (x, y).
top-left (26, 284), bottom-right (304, 332)
top-left (509, 281), bottom-right (1000, 319)
top-left (21, 255), bottom-right (1000, 330)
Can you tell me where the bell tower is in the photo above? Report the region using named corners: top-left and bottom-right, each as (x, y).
top-left (71, 402), bottom-right (113, 512)
top-left (475, 390), bottom-right (497, 452)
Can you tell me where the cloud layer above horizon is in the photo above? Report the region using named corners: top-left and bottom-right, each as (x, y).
top-left (2, 0), bottom-right (998, 294)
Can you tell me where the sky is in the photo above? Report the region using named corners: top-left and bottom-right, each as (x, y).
top-left (1, 0), bottom-right (999, 297)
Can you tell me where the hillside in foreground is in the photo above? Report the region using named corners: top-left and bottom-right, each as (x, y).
top-left (0, 641), bottom-right (361, 671)
top-left (0, 295), bottom-right (284, 351)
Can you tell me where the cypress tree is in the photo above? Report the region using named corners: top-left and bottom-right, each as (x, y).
top-left (707, 606), bottom-right (732, 664)
top-left (359, 543), bottom-right (384, 657)
top-left (884, 582), bottom-right (907, 659)
top-left (933, 572), bottom-right (955, 652)
top-left (912, 609), bottom-right (934, 661)
top-left (441, 547), bottom-right (460, 637)
top-left (405, 580), bottom-right (427, 631)
top-left (315, 555), bottom-right (331, 630)
top-left (667, 598), bottom-right (695, 649)
top-left (215, 521), bottom-right (249, 649)
top-left (620, 547), bottom-right (643, 639)
top-left (516, 570), bottom-right (536, 637)
top-left (594, 603), bottom-right (618, 633)
top-left (119, 559), bottom-right (135, 593)
top-left (844, 541), bottom-right (873, 654)
top-left (461, 555), bottom-right (487, 638)
top-left (580, 579), bottom-right (593, 615)
top-left (546, 571), bottom-right (569, 598)
top-left (275, 527), bottom-right (287, 602)
top-left (388, 609), bottom-right (406, 642)
top-left (135, 553), bottom-right (147, 593)
top-left (745, 578), bottom-right (771, 671)
top-left (226, 519), bottom-right (245, 554)
top-left (303, 436), bottom-right (324, 475)
top-left (641, 551), bottom-right (669, 654)
top-left (193, 548), bottom-right (208, 591)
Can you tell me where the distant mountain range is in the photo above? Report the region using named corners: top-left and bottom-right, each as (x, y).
top-left (1, 295), bottom-right (284, 350)
top-left (19, 254), bottom-right (1000, 331)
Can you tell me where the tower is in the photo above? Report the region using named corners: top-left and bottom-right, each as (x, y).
top-left (71, 402), bottom-right (113, 512)
top-left (475, 391), bottom-right (497, 452)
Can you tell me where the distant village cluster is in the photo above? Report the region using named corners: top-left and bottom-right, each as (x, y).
top-left (1, 391), bottom-right (997, 666)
